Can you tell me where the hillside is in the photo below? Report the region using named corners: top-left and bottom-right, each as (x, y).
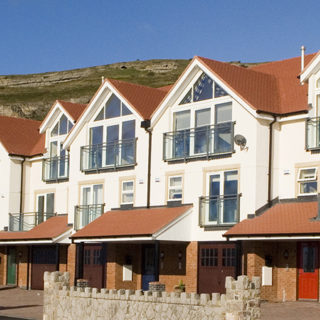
top-left (0, 59), bottom-right (261, 120)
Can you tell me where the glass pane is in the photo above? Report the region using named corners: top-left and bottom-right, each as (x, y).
top-left (195, 109), bottom-right (211, 127)
top-left (193, 73), bottom-right (213, 102)
top-left (123, 181), bottom-right (133, 191)
top-left (59, 115), bottom-right (68, 135)
top-left (179, 89), bottom-right (192, 105)
top-left (105, 94), bottom-right (121, 119)
top-left (215, 103), bottom-right (232, 123)
top-left (303, 247), bottom-right (315, 272)
top-left (122, 103), bottom-right (132, 116)
top-left (93, 185), bottom-right (103, 204)
top-left (214, 83), bottom-right (228, 98)
top-left (107, 125), bottom-right (119, 143)
top-left (38, 196), bottom-right (44, 213)
top-left (299, 168), bottom-right (316, 180)
top-left (169, 176), bottom-right (182, 187)
top-left (90, 126), bottom-right (103, 145)
top-left (82, 187), bottom-right (91, 205)
top-left (169, 189), bottom-right (182, 199)
top-left (68, 120), bottom-right (73, 132)
top-left (300, 181), bottom-right (318, 194)
top-left (224, 171), bottom-right (238, 195)
top-left (210, 174), bottom-right (220, 196)
top-left (214, 122), bottom-right (232, 153)
top-left (51, 122), bottom-right (59, 137)
top-left (122, 120), bottom-right (135, 140)
top-left (174, 110), bottom-right (190, 131)
top-left (46, 193), bottom-right (54, 214)
top-left (122, 193), bottom-right (133, 203)
top-left (50, 141), bottom-right (58, 157)
top-left (95, 108), bottom-right (104, 121)
top-left (106, 125), bottom-right (119, 166)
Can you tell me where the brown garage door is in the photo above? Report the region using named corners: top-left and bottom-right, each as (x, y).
top-left (198, 242), bottom-right (237, 294)
top-left (83, 244), bottom-right (105, 289)
top-left (31, 246), bottom-right (57, 290)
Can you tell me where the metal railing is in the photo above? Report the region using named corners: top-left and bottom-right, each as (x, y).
top-left (74, 204), bottom-right (105, 230)
top-left (9, 212), bottom-right (56, 231)
top-left (163, 122), bottom-right (235, 161)
top-left (80, 138), bottom-right (137, 172)
top-left (42, 156), bottom-right (69, 182)
top-left (306, 117), bottom-right (320, 150)
top-left (199, 194), bottom-right (240, 227)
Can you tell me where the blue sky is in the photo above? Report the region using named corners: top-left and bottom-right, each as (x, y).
top-left (0, 0), bottom-right (319, 75)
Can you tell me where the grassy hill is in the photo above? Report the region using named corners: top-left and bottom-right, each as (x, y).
top-left (0, 58), bottom-right (261, 120)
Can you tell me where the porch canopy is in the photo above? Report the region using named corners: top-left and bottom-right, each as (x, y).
top-left (224, 201), bottom-right (320, 240)
top-left (0, 215), bottom-right (71, 244)
top-left (71, 205), bottom-right (193, 243)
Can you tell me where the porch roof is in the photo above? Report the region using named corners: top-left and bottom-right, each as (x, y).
top-left (0, 215), bottom-right (71, 243)
top-left (224, 201), bottom-right (320, 239)
top-left (71, 205), bottom-right (193, 240)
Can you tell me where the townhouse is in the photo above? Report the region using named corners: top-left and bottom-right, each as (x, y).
top-left (0, 49), bottom-right (319, 301)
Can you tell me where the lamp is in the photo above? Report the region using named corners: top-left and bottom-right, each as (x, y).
top-left (283, 249), bottom-right (289, 260)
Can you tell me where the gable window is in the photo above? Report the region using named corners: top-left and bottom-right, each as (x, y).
top-left (51, 114), bottom-right (73, 137)
top-left (168, 176), bottom-right (183, 201)
top-left (298, 168), bottom-right (318, 195)
top-left (94, 94), bottom-right (132, 121)
top-left (121, 180), bottom-right (134, 204)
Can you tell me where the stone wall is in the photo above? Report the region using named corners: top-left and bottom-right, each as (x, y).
top-left (43, 271), bottom-right (261, 320)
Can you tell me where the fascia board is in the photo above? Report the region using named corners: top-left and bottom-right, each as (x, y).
top-left (72, 236), bottom-right (153, 243)
top-left (276, 113), bottom-right (308, 123)
top-left (225, 235), bottom-right (320, 241)
top-left (52, 228), bottom-right (73, 244)
top-left (0, 240), bottom-right (53, 245)
top-left (150, 59), bottom-right (268, 128)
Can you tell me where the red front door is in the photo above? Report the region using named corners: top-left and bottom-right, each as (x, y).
top-left (298, 242), bottom-right (319, 300)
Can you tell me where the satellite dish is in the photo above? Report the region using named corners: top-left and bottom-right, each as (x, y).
top-left (234, 134), bottom-right (247, 147)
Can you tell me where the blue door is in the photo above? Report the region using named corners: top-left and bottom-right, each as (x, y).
top-left (142, 246), bottom-right (155, 291)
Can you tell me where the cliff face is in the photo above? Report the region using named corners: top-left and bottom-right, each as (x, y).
top-left (0, 59), bottom-right (190, 120)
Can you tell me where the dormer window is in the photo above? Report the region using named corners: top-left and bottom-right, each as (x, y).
top-left (51, 114), bottom-right (73, 137)
top-left (95, 94), bottom-right (132, 121)
top-left (179, 72), bottom-right (228, 105)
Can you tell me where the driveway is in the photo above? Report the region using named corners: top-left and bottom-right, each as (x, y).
top-left (0, 288), bottom-right (42, 320)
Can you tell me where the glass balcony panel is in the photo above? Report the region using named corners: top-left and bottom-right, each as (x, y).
top-left (74, 204), bottom-right (105, 230)
top-left (43, 156), bottom-right (69, 182)
top-left (81, 139), bottom-right (136, 172)
top-left (163, 122), bottom-right (234, 161)
top-left (9, 212), bottom-right (56, 231)
top-left (306, 117), bottom-right (320, 150)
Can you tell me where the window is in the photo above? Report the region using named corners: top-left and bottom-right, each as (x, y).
top-left (298, 168), bottom-right (318, 195)
top-left (168, 176), bottom-right (183, 200)
top-left (51, 114), bottom-right (73, 137)
top-left (84, 250), bottom-right (91, 265)
top-left (200, 248), bottom-right (218, 267)
top-left (94, 94), bottom-right (132, 121)
top-left (121, 180), bottom-right (134, 204)
top-left (222, 248), bottom-right (236, 267)
top-left (36, 193), bottom-right (55, 224)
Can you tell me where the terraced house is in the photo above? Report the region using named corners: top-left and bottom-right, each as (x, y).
top-left (0, 48), bottom-right (319, 302)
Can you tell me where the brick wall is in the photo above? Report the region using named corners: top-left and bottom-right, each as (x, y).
top-left (242, 240), bottom-right (297, 302)
top-left (66, 244), bottom-right (76, 286)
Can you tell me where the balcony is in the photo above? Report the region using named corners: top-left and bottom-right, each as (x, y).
top-left (163, 122), bottom-right (235, 162)
top-left (199, 194), bottom-right (240, 227)
top-left (80, 139), bottom-right (137, 172)
top-left (9, 212), bottom-right (56, 231)
top-left (306, 117), bottom-right (320, 150)
top-left (74, 204), bottom-right (105, 230)
top-left (42, 156), bottom-right (69, 182)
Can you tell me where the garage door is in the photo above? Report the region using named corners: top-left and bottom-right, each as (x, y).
top-left (198, 242), bottom-right (237, 294)
top-left (32, 246), bottom-right (57, 290)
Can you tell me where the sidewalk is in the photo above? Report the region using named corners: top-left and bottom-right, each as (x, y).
top-left (0, 288), bottom-right (43, 320)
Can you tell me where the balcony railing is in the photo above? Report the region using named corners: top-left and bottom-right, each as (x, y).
top-left (80, 138), bottom-right (137, 172)
top-left (199, 194), bottom-right (240, 227)
top-left (163, 122), bottom-right (235, 161)
top-left (74, 204), bottom-right (105, 230)
top-left (306, 117), bottom-right (320, 150)
top-left (9, 212), bottom-right (56, 231)
top-left (42, 156), bottom-right (69, 182)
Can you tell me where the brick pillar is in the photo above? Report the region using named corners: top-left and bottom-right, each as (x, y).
top-left (106, 243), bottom-right (116, 289)
top-left (67, 244), bottom-right (76, 286)
top-left (185, 241), bottom-right (198, 293)
top-left (0, 246), bottom-right (6, 285)
top-left (59, 245), bottom-right (68, 273)
top-left (17, 246), bottom-right (28, 289)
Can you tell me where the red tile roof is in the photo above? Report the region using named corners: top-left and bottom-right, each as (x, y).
top-left (108, 79), bottom-right (168, 119)
top-left (197, 54), bottom-right (317, 115)
top-left (224, 201), bottom-right (320, 237)
top-left (57, 100), bottom-right (87, 121)
top-left (72, 205), bottom-right (192, 239)
top-left (0, 215), bottom-right (70, 241)
top-left (0, 116), bottom-right (45, 156)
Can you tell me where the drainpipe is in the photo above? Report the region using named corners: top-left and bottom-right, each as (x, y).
top-left (141, 120), bottom-right (152, 208)
top-left (20, 157), bottom-right (26, 214)
top-left (268, 116), bottom-right (277, 207)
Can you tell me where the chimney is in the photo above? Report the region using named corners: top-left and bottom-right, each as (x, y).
top-left (301, 45), bottom-right (305, 71)
top-left (101, 76), bottom-right (105, 84)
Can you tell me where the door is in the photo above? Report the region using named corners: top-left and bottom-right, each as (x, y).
top-left (142, 245), bottom-right (156, 291)
top-left (83, 244), bottom-right (105, 289)
top-left (31, 246), bottom-right (57, 290)
top-left (198, 242), bottom-right (237, 294)
top-left (7, 247), bottom-right (16, 285)
top-left (298, 242), bottom-right (319, 300)
top-left (214, 102), bottom-right (232, 153)
top-left (89, 126), bottom-right (103, 169)
top-left (37, 193), bottom-right (54, 224)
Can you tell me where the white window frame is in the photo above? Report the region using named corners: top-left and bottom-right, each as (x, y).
top-left (121, 180), bottom-right (134, 205)
top-left (167, 175), bottom-right (183, 201)
top-left (297, 167), bottom-right (318, 196)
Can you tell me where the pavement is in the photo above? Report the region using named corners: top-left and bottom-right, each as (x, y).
top-left (1, 287), bottom-right (320, 319)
